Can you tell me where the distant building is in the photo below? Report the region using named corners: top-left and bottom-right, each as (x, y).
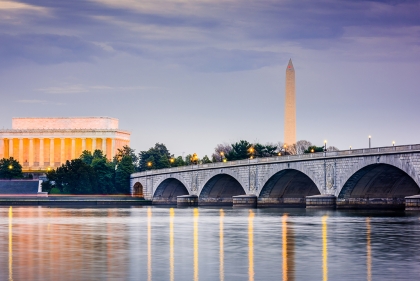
top-left (284, 59), bottom-right (296, 145)
top-left (0, 117), bottom-right (130, 171)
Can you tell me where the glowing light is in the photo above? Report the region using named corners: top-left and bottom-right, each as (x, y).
top-left (8, 165), bottom-right (13, 170)
top-left (219, 209), bottom-right (224, 281)
top-left (147, 208), bottom-right (152, 281)
top-left (248, 210), bottom-right (254, 281)
top-left (147, 162), bottom-right (152, 167)
top-left (193, 208), bottom-right (199, 281)
top-left (367, 218), bottom-right (372, 281)
top-left (311, 149), bottom-right (314, 153)
top-left (282, 214), bottom-right (288, 281)
top-left (170, 158), bottom-right (175, 163)
top-left (322, 216), bottom-right (328, 281)
top-left (9, 207), bottom-right (13, 281)
top-left (170, 208), bottom-right (174, 281)
top-left (223, 159), bottom-right (227, 163)
top-left (369, 135), bottom-right (371, 139)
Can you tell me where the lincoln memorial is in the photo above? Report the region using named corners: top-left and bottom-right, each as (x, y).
top-left (0, 117), bottom-right (131, 171)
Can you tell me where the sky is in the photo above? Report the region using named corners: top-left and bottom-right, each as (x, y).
top-left (0, 0), bottom-right (420, 158)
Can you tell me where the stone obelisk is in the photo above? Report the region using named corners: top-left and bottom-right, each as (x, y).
top-left (284, 59), bottom-right (296, 145)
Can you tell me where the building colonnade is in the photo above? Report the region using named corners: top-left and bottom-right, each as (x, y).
top-left (0, 136), bottom-right (128, 170)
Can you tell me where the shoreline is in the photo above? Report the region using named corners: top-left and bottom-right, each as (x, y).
top-left (0, 196), bottom-right (152, 206)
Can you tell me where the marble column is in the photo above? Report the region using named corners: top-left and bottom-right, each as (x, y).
top-left (60, 138), bottom-right (65, 165)
top-left (50, 138), bottom-right (55, 167)
top-left (111, 138), bottom-right (116, 158)
top-left (19, 138), bottom-right (23, 165)
top-left (29, 138), bottom-right (34, 167)
top-left (92, 138), bottom-right (96, 152)
top-left (9, 139), bottom-right (13, 159)
top-left (82, 138), bottom-right (86, 152)
top-left (71, 138), bottom-right (76, 159)
top-left (102, 138), bottom-right (106, 153)
top-left (0, 138), bottom-right (4, 159)
top-left (40, 138), bottom-right (44, 167)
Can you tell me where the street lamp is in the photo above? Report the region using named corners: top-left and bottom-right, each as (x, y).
top-left (392, 141), bottom-right (395, 147)
top-left (249, 147), bottom-right (255, 159)
top-left (369, 135), bottom-right (371, 148)
top-left (170, 158), bottom-right (175, 164)
top-left (8, 165), bottom-right (13, 170)
top-left (220, 151), bottom-right (224, 162)
top-left (324, 140), bottom-right (327, 152)
top-left (147, 162), bottom-right (152, 168)
top-left (350, 146), bottom-right (352, 150)
top-left (311, 148), bottom-right (314, 153)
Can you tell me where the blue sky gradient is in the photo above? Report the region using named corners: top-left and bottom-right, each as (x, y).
top-left (0, 0), bottom-right (419, 157)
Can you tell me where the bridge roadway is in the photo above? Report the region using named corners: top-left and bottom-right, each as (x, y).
top-left (130, 144), bottom-right (420, 209)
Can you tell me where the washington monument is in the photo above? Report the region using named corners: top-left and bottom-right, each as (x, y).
top-left (284, 59), bottom-right (296, 145)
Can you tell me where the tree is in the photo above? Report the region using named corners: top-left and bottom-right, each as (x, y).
top-left (115, 155), bottom-right (135, 194)
top-left (138, 143), bottom-right (171, 171)
top-left (226, 140), bottom-right (252, 161)
top-left (92, 157), bottom-right (116, 194)
top-left (0, 157), bottom-right (23, 179)
top-left (114, 145), bottom-right (139, 168)
top-left (304, 145), bottom-right (325, 153)
top-left (80, 150), bottom-right (94, 165)
top-left (172, 156), bottom-right (186, 167)
top-left (212, 143), bottom-right (232, 162)
top-left (327, 146), bottom-right (339, 151)
top-left (47, 159), bottom-right (97, 194)
top-left (201, 155), bottom-right (212, 164)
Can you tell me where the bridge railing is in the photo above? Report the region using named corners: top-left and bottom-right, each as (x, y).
top-left (132, 143), bottom-right (420, 177)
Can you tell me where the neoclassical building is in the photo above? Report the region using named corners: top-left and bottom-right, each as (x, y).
top-left (0, 117), bottom-right (130, 171)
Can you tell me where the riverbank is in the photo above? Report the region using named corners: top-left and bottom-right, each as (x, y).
top-left (0, 195), bottom-right (152, 206)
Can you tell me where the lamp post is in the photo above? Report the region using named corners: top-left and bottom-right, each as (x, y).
top-left (350, 146), bottom-right (352, 150)
top-left (369, 135), bottom-right (371, 148)
top-left (147, 162), bottom-right (152, 169)
top-left (324, 140), bottom-right (327, 151)
top-left (220, 152), bottom-right (224, 162)
top-left (249, 147), bottom-right (254, 159)
top-left (392, 141), bottom-right (395, 147)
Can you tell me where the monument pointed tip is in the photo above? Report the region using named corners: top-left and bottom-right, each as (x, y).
top-left (286, 59), bottom-right (294, 70)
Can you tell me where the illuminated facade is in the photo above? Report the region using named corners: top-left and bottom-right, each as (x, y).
top-left (0, 117), bottom-right (130, 171)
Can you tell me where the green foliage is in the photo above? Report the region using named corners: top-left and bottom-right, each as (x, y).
top-left (115, 156), bottom-right (135, 194)
top-left (80, 150), bottom-right (94, 165)
top-left (0, 157), bottom-right (23, 179)
top-left (114, 145), bottom-right (139, 167)
top-left (172, 156), bottom-right (185, 167)
top-left (139, 143), bottom-right (172, 171)
top-left (92, 157), bottom-right (116, 194)
top-left (201, 155), bottom-right (212, 164)
top-left (304, 146), bottom-right (325, 153)
top-left (47, 159), bottom-right (97, 194)
top-left (226, 140), bottom-right (252, 161)
top-left (50, 187), bottom-right (61, 194)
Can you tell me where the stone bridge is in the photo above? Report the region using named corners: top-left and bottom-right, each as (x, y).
top-left (130, 144), bottom-right (420, 209)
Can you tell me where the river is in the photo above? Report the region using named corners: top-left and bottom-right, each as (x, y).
top-left (0, 206), bottom-right (419, 281)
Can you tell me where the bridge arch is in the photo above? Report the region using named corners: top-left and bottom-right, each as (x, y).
top-left (258, 168), bottom-right (321, 207)
top-left (132, 182), bottom-right (144, 198)
top-left (336, 155), bottom-right (420, 198)
top-left (337, 163), bottom-right (420, 202)
top-left (152, 176), bottom-right (190, 204)
top-left (199, 173), bottom-right (246, 205)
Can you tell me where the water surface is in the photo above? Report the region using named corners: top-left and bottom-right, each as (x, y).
top-left (0, 207), bottom-right (419, 281)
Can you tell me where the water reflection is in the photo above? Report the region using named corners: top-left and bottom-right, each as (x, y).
top-left (219, 209), bottom-right (224, 281)
top-left (367, 218), bottom-right (372, 281)
top-left (147, 208), bottom-right (152, 281)
top-left (193, 208), bottom-right (199, 281)
top-left (248, 210), bottom-right (254, 281)
top-left (322, 215), bottom-right (328, 281)
top-left (170, 208), bottom-right (174, 281)
top-left (9, 206), bottom-right (13, 281)
top-left (282, 214), bottom-right (295, 281)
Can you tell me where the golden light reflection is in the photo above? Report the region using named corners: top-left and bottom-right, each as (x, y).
top-left (193, 208), bottom-right (199, 281)
top-left (219, 209), bottom-right (224, 281)
top-left (366, 218), bottom-right (372, 281)
top-left (248, 210), bottom-right (254, 281)
top-left (9, 206), bottom-right (13, 281)
top-left (170, 208), bottom-right (175, 281)
top-left (322, 216), bottom-right (328, 281)
top-left (282, 214), bottom-right (288, 281)
top-left (147, 208), bottom-right (152, 281)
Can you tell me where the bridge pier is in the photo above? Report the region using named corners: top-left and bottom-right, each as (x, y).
top-left (177, 195), bottom-right (198, 207)
top-left (233, 195), bottom-right (257, 208)
top-left (306, 195), bottom-right (336, 209)
top-left (336, 198), bottom-right (405, 209)
top-left (257, 198), bottom-right (306, 208)
top-left (405, 195), bottom-right (420, 211)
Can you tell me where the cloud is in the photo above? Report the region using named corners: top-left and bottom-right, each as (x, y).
top-left (0, 33), bottom-right (106, 66)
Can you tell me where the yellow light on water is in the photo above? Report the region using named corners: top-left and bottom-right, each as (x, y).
top-left (282, 214), bottom-right (288, 281)
top-left (193, 208), bottom-right (199, 281)
top-left (366, 218), bottom-right (372, 281)
top-left (9, 207), bottom-right (13, 281)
